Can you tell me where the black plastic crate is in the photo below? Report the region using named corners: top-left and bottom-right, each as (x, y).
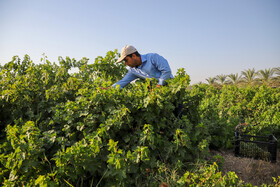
top-left (234, 132), bottom-right (278, 163)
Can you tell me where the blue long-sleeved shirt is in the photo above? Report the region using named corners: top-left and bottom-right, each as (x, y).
top-left (112, 53), bottom-right (173, 89)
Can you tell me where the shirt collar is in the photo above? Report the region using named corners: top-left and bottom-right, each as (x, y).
top-left (140, 54), bottom-right (147, 63)
top-left (137, 54), bottom-right (146, 68)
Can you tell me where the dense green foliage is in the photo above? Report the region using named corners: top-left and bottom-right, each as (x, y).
top-left (0, 51), bottom-right (279, 186)
top-left (191, 83), bottom-right (280, 150)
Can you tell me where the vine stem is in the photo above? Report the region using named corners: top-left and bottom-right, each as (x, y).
top-left (96, 168), bottom-right (108, 187)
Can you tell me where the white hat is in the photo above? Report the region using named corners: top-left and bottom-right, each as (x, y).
top-left (116, 45), bottom-right (137, 63)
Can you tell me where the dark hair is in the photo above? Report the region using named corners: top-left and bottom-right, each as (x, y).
top-left (127, 51), bottom-right (140, 58)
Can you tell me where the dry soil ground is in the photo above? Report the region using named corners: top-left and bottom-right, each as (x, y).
top-left (211, 150), bottom-right (280, 186)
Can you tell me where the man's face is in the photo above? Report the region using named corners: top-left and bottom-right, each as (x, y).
top-left (124, 55), bottom-right (138, 68)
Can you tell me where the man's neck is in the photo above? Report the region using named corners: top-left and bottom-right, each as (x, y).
top-left (136, 56), bottom-right (142, 68)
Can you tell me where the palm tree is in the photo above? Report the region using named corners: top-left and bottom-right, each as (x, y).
top-left (206, 77), bottom-right (217, 85)
top-left (272, 67), bottom-right (280, 87)
top-left (273, 67), bottom-right (280, 76)
top-left (227, 73), bottom-right (242, 85)
top-left (241, 68), bottom-right (257, 85)
top-left (257, 68), bottom-right (275, 85)
top-left (216, 74), bottom-right (227, 85)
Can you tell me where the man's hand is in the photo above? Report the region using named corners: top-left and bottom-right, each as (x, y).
top-left (100, 86), bottom-right (111, 90)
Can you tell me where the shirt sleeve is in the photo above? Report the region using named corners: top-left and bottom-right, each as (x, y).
top-left (112, 71), bottom-right (138, 90)
top-left (151, 54), bottom-right (172, 85)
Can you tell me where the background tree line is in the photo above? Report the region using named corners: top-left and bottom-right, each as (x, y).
top-left (204, 67), bottom-right (280, 87)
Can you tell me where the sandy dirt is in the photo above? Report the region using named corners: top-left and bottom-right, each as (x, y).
top-left (211, 150), bottom-right (280, 186)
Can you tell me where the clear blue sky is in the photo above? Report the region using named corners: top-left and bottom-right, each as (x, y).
top-left (0, 0), bottom-right (279, 84)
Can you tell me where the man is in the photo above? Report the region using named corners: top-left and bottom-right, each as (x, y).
top-left (111, 45), bottom-right (173, 89)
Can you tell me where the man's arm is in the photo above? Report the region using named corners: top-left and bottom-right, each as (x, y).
top-left (151, 54), bottom-right (172, 86)
top-left (112, 71), bottom-right (138, 90)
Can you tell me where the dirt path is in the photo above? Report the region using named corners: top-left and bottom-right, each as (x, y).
top-left (212, 150), bottom-right (280, 186)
